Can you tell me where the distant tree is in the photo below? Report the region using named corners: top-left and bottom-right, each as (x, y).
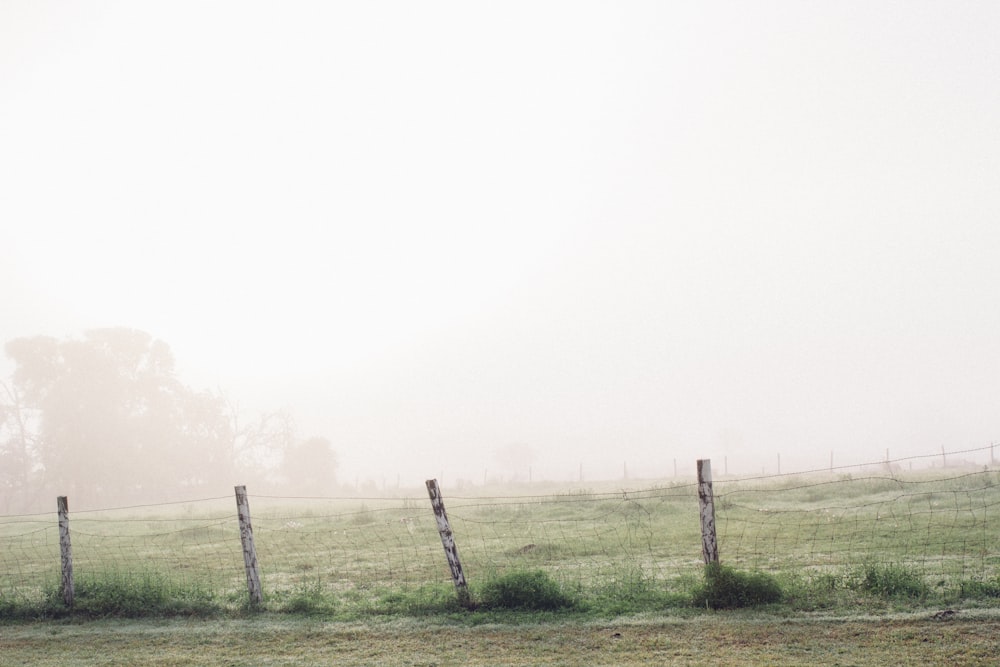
top-left (281, 436), bottom-right (338, 495)
top-left (227, 409), bottom-right (340, 494)
top-left (4, 328), bottom-right (234, 507)
top-left (230, 408), bottom-right (297, 489)
top-left (0, 381), bottom-right (40, 512)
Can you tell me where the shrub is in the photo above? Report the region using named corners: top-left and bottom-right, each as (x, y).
top-left (478, 570), bottom-right (575, 611)
top-left (691, 562), bottom-right (783, 609)
top-left (852, 562), bottom-right (928, 599)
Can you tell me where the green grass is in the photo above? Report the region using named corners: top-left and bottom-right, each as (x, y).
top-left (4, 470), bottom-right (1000, 664)
top-left (2, 468), bottom-right (1000, 621)
top-left (852, 561), bottom-right (929, 599)
top-left (270, 578), bottom-right (337, 616)
top-left (0, 570), bottom-right (221, 620)
top-left (477, 569), bottom-right (576, 611)
top-left (691, 563), bottom-right (783, 609)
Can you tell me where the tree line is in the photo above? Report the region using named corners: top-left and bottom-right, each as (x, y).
top-left (0, 328), bottom-right (336, 513)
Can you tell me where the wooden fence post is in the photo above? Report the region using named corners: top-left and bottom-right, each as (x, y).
top-left (425, 478), bottom-right (471, 607)
top-left (234, 485), bottom-right (263, 605)
top-left (697, 459), bottom-right (719, 564)
top-left (57, 495), bottom-right (74, 606)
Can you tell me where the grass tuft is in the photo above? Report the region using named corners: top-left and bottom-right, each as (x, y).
top-left (272, 579), bottom-right (337, 615)
top-left (691, 562), bottom-right (783, 609)
top-left (478, 570), bottom-right (576, 611)
top-left (851, 562), bottom-right (928, 599)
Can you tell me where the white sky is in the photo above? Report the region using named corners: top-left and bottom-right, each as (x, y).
top-left (2, 1), bottom-right (999, 486)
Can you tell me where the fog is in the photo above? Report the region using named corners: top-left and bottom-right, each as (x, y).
top-left (2, 2), bottom-right (998, 497)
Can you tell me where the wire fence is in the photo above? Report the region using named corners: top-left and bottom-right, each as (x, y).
top-left (715, 466), bottom-right (1000, 582)
top-left (1, 446), bottom-right (998, 607)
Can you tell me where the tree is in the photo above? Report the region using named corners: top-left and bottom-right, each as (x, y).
top-left (4, 328), bottom-right (234, 507)
top-left (0, 381), bottom-right (40, 513)
top-left (230, 408), bottom-right (297, 489)
top-left (281, 436), bottom-right (337, 495)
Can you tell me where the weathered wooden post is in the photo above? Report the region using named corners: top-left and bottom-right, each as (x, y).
top-left (57, 495), bottom-right (74, 606)
top-left (425, 478), bottom-right (470, 607)
top-left (234, 485), bottom-right (263, 605)
top-left (697, 459), bottom-right (719, 564)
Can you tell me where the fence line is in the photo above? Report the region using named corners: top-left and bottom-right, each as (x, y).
top-left (712, 468), bottom-right (1000, 581)
top-left (1, 446), bottom-right (997, 609)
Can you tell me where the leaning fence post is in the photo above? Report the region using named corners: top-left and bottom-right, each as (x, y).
top-left (425, 478), bottom-right (471, 607)
top-left (234, 485), bottom-right (263, 605)
top-left (57, 495), bottom-right (74, 606)
top-left (697, 459), bottom-right (719, 564)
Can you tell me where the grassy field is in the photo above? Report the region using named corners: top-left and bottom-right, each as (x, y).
top-left (3, 611), bottom-right (1000, 666)
top-left (2, 467), bottom-right (1000, 664)
top-left (4, 468), bottom-right (997, 613)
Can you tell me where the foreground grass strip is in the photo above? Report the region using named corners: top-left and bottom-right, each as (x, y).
top-left (3, 612), bottom-right (1000, 666)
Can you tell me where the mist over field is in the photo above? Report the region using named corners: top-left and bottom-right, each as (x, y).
top-left (1, 2), bottom-right (998, 508)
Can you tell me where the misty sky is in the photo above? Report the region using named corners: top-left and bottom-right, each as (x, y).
top-left (2, 2), bottom-right (998, 486)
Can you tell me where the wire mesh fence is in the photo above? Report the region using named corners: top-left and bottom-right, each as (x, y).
top-left (1, 446), bottom-right (998, 609)
top-left (0, 497), bottom-right (245, 602)
top-left (715, 466), bottom-right (1000, 583)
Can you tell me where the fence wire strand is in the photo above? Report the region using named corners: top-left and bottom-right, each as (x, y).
top-left (1, 452), bottom-right (998, 605)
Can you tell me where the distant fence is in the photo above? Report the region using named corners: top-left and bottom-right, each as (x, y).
top-left (1, 446), bottom-right (998, 609)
